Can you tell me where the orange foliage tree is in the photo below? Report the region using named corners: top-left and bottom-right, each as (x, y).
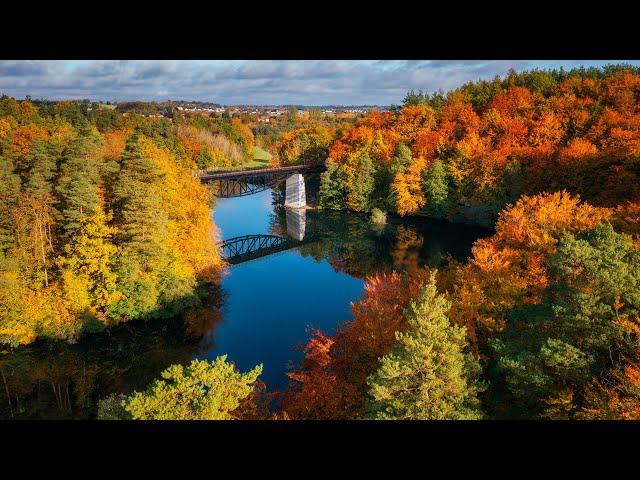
top-left (279, 268), bottom-right (432, 419)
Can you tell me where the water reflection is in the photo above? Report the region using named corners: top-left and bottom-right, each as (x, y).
top-left (285, 208), bottom-right (306, 241)
top-left (0, 292), bottom-right (223, 419)
top-left (1, 187), bottom-right (490, 418)
top-left (269, 189), bottom-right (490, 279)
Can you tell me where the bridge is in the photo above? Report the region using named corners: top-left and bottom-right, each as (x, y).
top-left (219, 209), bottom-right (311, 265)
top-left (219, 234), bottom-right (303, 265)
top-left (199, 163), bottom-right (325, 207)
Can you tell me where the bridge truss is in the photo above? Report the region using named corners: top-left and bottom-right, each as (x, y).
top-left (199, 163), bottom-right (324, 198)
top-left (220, 235), bottom-right (294, 265)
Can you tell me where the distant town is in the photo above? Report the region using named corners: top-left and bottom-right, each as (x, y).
top-left (19, 96), bottom-right (391, 122)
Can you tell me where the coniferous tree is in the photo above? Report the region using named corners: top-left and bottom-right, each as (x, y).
top-left (367, 273), bottom-right (484, 419)
top-left (491, 223), bottom-right (640, 418)
top-left (318, 158), bottom-right (347, 210)
top-left (376, 143), bottom-right (412, 210)
top-left (55, 135), bottom-right (103, 242)
top-left (346, 152), bottom-right (375, 212)
top-left (23, 139), bottom-right (57, 198)
top-left (109, 134), bottom-right (169, 320)
top-left (422, 159), bottom-right (450, 218)
top-left (99, 357), bottom-right (263, 420)
top-left (0, 156), bottom-right (20, 255)
top-left (21, 140), bottom-right (58, 287)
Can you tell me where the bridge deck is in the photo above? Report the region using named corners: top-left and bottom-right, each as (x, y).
top-left (198, 163), bottom-right (324, 182)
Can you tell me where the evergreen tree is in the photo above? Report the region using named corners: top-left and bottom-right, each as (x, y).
top-left (23, 139), bottom-right (57, 198)
top-left (0, 156), bottom-right (20, 255)
top-left (491, 223), bottom-right (640, 418)
top-left (376, 143), bottom-right (412, 210)
top-left (318, 158), bottom-right (347, 210)
top-left (346, 152), bottom-right (375, 212)
top-left (367, 273), bottom-right (484, 419)
top-left (109, 134), bottom-right (169, 320)
top-left (105, 357), bottom-right (263, 420)
top-left (391, 143), bottom-right (413, 174)
top-left (21, 140), bottom-right (58, 287)
top-left (55, 135), bottom-right (103, 241)
top-left (422, 159), bottom-right (450, 218)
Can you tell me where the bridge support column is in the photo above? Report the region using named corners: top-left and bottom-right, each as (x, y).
top-left (285, 173), bottom-right (306, 209)
top-left (286, 208), bottom-right (306, 241)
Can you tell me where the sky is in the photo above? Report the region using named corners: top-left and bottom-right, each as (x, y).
top-left (1, 60), bottom-right (639, 106)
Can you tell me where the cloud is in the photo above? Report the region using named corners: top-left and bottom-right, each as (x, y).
top-left (0, 60), bottom-right (638, 105)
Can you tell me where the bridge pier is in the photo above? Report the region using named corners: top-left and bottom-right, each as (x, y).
top-left (286, 208), bottom-right (306, 241)
top-left (285, 173), bottom-right (306, 209)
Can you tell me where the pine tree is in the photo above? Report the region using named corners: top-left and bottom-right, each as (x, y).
top-left (109, 134), bottom-right (169, 320)
top-left (55, 135), bottom-right (103, 241)
top-left (20, 140), bottom-right (58, 287)
top-left (0, 156), bottom-right (21, 255)
top-left (318, 158), bottom-right (347, 210)
top-left (422, 159), bottom-right (450, 218)
top-left (346, 152), bottom-right (375, 212)
top-left (23, 139), bottom-right (57, 198)
top-left (367, 272), bottom-right (484, 419)
top-left (391, 143), bottom-right (413, 174)
top-left (491, 223), bottom-right (640, 418)
top-left (376, 143), bottom-right (413, 210)
top-left (108, 357), bottom-right (263, 420)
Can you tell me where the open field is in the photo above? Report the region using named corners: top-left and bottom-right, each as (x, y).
top-left (252, 146), bottom-right (273, 162)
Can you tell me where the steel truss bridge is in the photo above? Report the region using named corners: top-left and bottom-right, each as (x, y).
top-left (198, 163), bottom-right (324, 198)
top-left (219, 234), bottom-right (314, 265)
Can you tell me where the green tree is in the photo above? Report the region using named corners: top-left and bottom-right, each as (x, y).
top-left (318, 158), bottom-right (347, 210)
top-left (108, 357), bottom-right (263, 420)
top-left (491, 223), bottom-right (640, 418)
top-left (21, 140), bottom-right (58, 287)
top-left (346, 152), bottom-right (375, 212)
top-left (55, 135), bottom-right (103, 241)
top-left (286, 107), bottom-right (298, 125)
top-left (422, 159), bottom-right (450, 218)
top-left (109, 134), bottom-right (169, 320)
top-left (196, 149), bottom-right (214, 170)
top-left (376, 143), bottom-right (412, 210)
top-left (23, 139), bottom-right (57, 198)
top-left (0, 156), bottom-right (20, 255)
top-left (367, 273), bottom-right (484, 419)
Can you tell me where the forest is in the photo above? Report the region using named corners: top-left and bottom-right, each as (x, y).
top-left (0, 96), bottom-right (229, 346)
top-left (277, 65), bottom-right (640, 420)
top-left (2, 64), bottom-right (640, 420)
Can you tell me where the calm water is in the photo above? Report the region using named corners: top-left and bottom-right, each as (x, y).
top-left (0, 186), bottom-right (490, 419)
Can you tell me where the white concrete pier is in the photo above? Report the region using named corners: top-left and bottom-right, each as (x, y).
top-left (286, 208), bottom-right (306, 241)
top-left (285, 173), bottom-right (306, 209)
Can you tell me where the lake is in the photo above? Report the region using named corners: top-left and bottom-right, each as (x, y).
top-left (0, 186), bottom-right (490, 419)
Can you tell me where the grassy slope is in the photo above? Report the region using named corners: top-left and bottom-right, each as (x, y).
top-left (252, 146), bottom-right (273, 161)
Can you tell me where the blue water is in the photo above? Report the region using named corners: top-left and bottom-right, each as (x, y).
top-left (204, 191), bottom-right (363, 390)
top-left (0, 187), bottom-right (491, 418)
top-left (201, 188), bottom-right (491, 391)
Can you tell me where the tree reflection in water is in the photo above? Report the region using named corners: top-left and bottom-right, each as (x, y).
top-left (1, 187), bottom-right (490, 419)
top-left (0, 289), bottom-right (224, 419)
top-left (268, 186), bottom-right (491, 280)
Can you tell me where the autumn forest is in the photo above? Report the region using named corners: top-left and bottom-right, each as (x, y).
top-left (2, 64), bottom-right (640, 420)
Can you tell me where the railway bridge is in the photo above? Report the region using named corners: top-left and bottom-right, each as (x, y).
top-left (198, 163), bottom-right (325, 208)
top-left (218, 209), bottom-right (312, 265)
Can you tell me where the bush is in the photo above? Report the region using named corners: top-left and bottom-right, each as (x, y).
top-left (370, 208), bottom-right (387, 226)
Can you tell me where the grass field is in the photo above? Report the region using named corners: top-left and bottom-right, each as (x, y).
top-left (204, 147), bottom-right (273, 173)
top-left (252, 146), bottom-right (273, 162)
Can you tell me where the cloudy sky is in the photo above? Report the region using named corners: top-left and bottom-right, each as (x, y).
top-left (1, 60), bottom-right (638, 105)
